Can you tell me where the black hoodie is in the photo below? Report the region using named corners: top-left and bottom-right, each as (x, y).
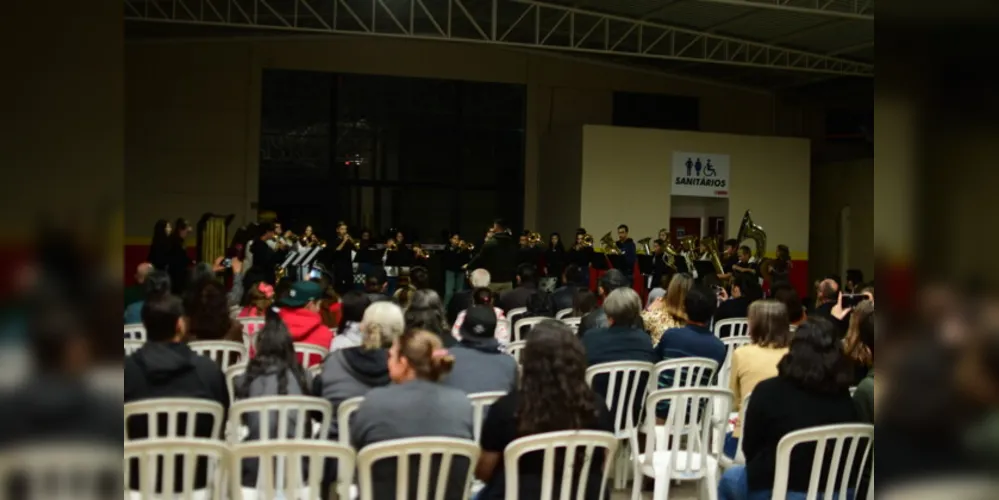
top-left (125, 342), bottom-right (229, 491)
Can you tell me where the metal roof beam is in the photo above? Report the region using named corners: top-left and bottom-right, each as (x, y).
top-left (687, 0), bottom-right (874, 21)
top-left (123, 0), bottom-right (873, 76)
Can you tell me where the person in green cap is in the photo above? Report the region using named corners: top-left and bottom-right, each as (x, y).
top-left (277, 280), bottom-right (333, 352)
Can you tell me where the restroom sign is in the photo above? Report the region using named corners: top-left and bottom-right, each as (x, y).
top-left (671, 152), bottom-right (730, 198)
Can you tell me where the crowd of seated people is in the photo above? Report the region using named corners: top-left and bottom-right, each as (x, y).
top-left (117, 222), bottom-right (999, 500)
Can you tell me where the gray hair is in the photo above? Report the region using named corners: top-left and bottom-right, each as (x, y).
top-left (604, 287), bottom-right (642, 326)
top-left (361, 301), bottom-right (406, 349)
top-left (469, 269), bottom-right (491, 288)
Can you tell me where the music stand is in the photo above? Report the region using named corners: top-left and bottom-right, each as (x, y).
top-left (590, 251), bottom-right (610, 271)
top-left (675, 256), bottom-right (691, 275)
top-left (693, 261), bottom-right (717, 284)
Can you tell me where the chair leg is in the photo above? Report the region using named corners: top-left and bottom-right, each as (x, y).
top-left (701, 466), bottom-right (719, 500)
top-left (629, 464), bottom-right (644, 500)
top-left (614, 440), bottom-right (629, 490)
top-left (652, 469), bottom-right (673, 500)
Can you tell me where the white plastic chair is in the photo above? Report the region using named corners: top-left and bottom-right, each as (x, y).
top-left (239, 317), bottom-right (266, 351)
top-left (124, 323), bottom-right (146, 342)
top-left (631, 387), bottom-right (733, 500)
top-left (506, 307), bottom-right (528, 323)
top-left (226, 362), bottom-right (248, 404)
top-left (356, 437), bottom-right (480, 500)
top-left (555, 308), bottom-right (573, 320)
top-left (294, 343), bottom-right (329, 370)
top-left (229, 440), bottom-right (356, 500)
top-left (0, 442), bottom-right (120, 500)
top-left (124, 438), bottom-right (227, 500)
top-left (189, 340), bottom-right (247, 372)
top-left (505, 340), bottom-right (527, 363)
top-left (561, 316), bottom-right (582, 334)
top-left (586, 361), bottom-right (654, 490)
top-left (651, 358), bottom-right (719, 393)
top-left (505, 430), bottom-right (619, 500)
top-left (468, 391), bottom-right (507, 442)
top-left (713, 318), bottom-right (749, 339)
top-left (229, 396), bottom-right (332, 445)
top-left (124, 339), bottom-right (144, 356)
top-left (307, 363), bottom-right (323, 381)
top-left (718, 337), bottom-right (752, 392)
top-left (512, 317), bottom-right (547, 343)
top-left (337, 397), bottom-right (365, 446)
top-left (124, 399), bottom-right (225, 441)
top-left (772, 424), bottom-right (875, 500)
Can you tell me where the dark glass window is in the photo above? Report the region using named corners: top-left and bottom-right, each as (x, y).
top-left (260, 71), bottom-right (525, 242)
top-left (612, 91), bottom-right (700, 131)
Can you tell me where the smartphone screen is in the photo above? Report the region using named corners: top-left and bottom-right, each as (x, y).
top-left (309, 269), bottom-right (322, 280)
top-left (222, 258), bottom-right (232, 268)
top-left (842, 294), bottom-right (869, 308)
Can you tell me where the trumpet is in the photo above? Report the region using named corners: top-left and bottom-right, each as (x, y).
top-left (458, 240), bottom-right (475, 251)
top-left (413, 245), bottom-right (430, 259)
top-left (386, 240), bottom-right (398, 251)
top-left (342, 234), bottom-right (361, 250)
top-left (528, 232), bottom-right (543, 246)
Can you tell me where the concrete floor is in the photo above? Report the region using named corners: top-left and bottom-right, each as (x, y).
top-left (610, 481), bottom-right (703, 500)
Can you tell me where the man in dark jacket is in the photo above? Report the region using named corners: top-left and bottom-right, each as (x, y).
top-left (714, 273), bottom-right (762, 325)
top-left (124, 291), bottom-right (229, 489)
top-left (583, 287), bottom-right (657, 366)
top-left (499, 264), bottom-right (540, 313)
top-left (552, 264), bottom-right (583, 314)
top-left (578, 269), bottom-right (632, 338)
top-left (466, 218), bottom-right (519, 294)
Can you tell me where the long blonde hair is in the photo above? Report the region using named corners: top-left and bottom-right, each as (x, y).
top-left (662, 273), bottom-right (694, 322)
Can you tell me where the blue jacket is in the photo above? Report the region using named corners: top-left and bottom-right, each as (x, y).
top-left (654, 323), bottom-right (726, 387)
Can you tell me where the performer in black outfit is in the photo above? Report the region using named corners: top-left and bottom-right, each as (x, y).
top-left (329, 221), bottom-right (355, 294)
top-left (545, 232), bottom-right (566, 284)
top-left (566, 229), bottom-right (593, 286)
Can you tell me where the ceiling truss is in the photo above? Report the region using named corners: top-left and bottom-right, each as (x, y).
top-left (689, 0), bottom-right (873, 21)
top-left (123, 0), bottom-right (873, 77)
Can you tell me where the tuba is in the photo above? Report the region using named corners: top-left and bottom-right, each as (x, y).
top-left (636, 237), bottom-right (652, 256)
top-left (702, 238), bottom-right (725, 276)
top-left (599, 232), bottom-right (619, 254)
top-left (663, 242), bottom-right (679, 271)
top-left (736, 210), bottom-right (771, 279)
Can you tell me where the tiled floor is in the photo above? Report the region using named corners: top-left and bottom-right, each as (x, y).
top-left (610, 482), bottom-right (702, 500)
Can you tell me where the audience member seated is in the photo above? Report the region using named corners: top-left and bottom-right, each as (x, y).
top-left (448, 268), bottom-right (490, 324)
top-left (184, 276), bottom-right (243, 342)
top-left (312, 269), bottom-right (342, 330)
top-left (642, 273), bottom-right (693, 346)
top-left (715, 274), bottom-right (763, 325)
top-left (475, 320), bottom-right (614, 499)
top-left (238, 281), bottom-right (274, 318)
top-left (442, 306), bottom-right (517, 394)
top-left (572, 289), bottom-right (598, 319)
top-left (499, 264), bottom-right (541, 313)
top-left (350, 328), bottom-right (474, 500)
top-left (125, 291), bottom-right (229, 490)
top-left (655, 286), bottom-right (727, 410)
top-left (233, 308), bottom-right (313, 486)
top-left (813, 278), bottom-right (840, 323)
top-left (578, 269), bottom-right (631, 338)
top-left (124, 268), bottom-right (168, 325)
top-left (727, 300), bottom-right (793, 458)
top-left (405, 289), bottom-right (457, 348)
top-left (843, 299), bottom-right (874, 385)
top-left (364, 272), bottom-right (390, 304)
top-left (452, 287), bottom-right (509, 344)
top-left (771, 283), bottom-right (806, 331)
top-left (277, 280), bottom-right (333, 351)
top-left (316, 301), bottom-right (405, 442)
top-left (582, 287), bottom-right (657, 366)
top-left (718, 318), bottom-right (859, 500)
top-left (330, 291), bottom-right (372, 351)
top-left (394, 266), bottom-right (432, 309)
top-left (551, 264), bottom-right (583, 313)
top-left (124, 262), bottom-right (152, 309)
top-left (852, 309), bottom-right (877, 423)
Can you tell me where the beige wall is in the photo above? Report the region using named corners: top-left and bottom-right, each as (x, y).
top-left (124, 35), bottom-right (778, 239)
top-left (809, 159), bottom-right (873, 283)
top-left (580, 125), bottom-right (811, 257)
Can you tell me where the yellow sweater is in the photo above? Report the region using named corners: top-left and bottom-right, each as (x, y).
top-left (730, 344), bottom-right (789, 437)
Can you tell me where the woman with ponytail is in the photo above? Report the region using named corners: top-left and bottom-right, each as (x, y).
top-left (349, 328), bottom-right (474, 499)
top-left (233, 307), bottom-right (314, 486)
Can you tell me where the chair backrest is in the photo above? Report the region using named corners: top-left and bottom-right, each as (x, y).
top-left (512, 317), bottom-right (547, 342)
top-left (189, 340), bottom-right (247, 372)
top-left (468, 391), bottom-right (507, 442)
top-left (226, 362), bottom-right (248, 403)
top-left (507, 307), bottom-right (528, 322)
top-left (561, 316), bottom-right (582, 334)
top-left (229, 440), bottom-right (356, 500)
top-left (719, 337), bottom-right (752, 388)
top-left (555, 308), bottom-right (573, 320)
top-left (652, 357), bottom-right (720, 392)
top-left (586, 361), bottom-right (654, 435)
top-left (505, 340), bottom-right (527, 364)
top-left (337, 396), bottom-right (365, 446)
top-left (772, 424), bottom-right (875, 500)
top-left (307, 363), bottom-right (323, 380)
top-left (639, 388), bottom-right (733, 478)
top-left (0, 442), bottom-right (120, 500)
top-left (294, 343), bottom-right (329, 369)
top-left (356, 437), bottom-right (480, 500)
top-left (504, 430), bottom-right (618, 500)
top-left (124, 438), bottom-right (227, 498)
top-left (239, 317), bottom-right (265, 351)
top-left (123, 323), bottom-right (146, 342)
top-left (124, 339), bottom-right (144, 356)
top-left (714, 318), bottom-right (749, 339)
top-left (229, 396), bottom-right (332, 445)
top-left (124, 399), bottom-right (225, 440)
